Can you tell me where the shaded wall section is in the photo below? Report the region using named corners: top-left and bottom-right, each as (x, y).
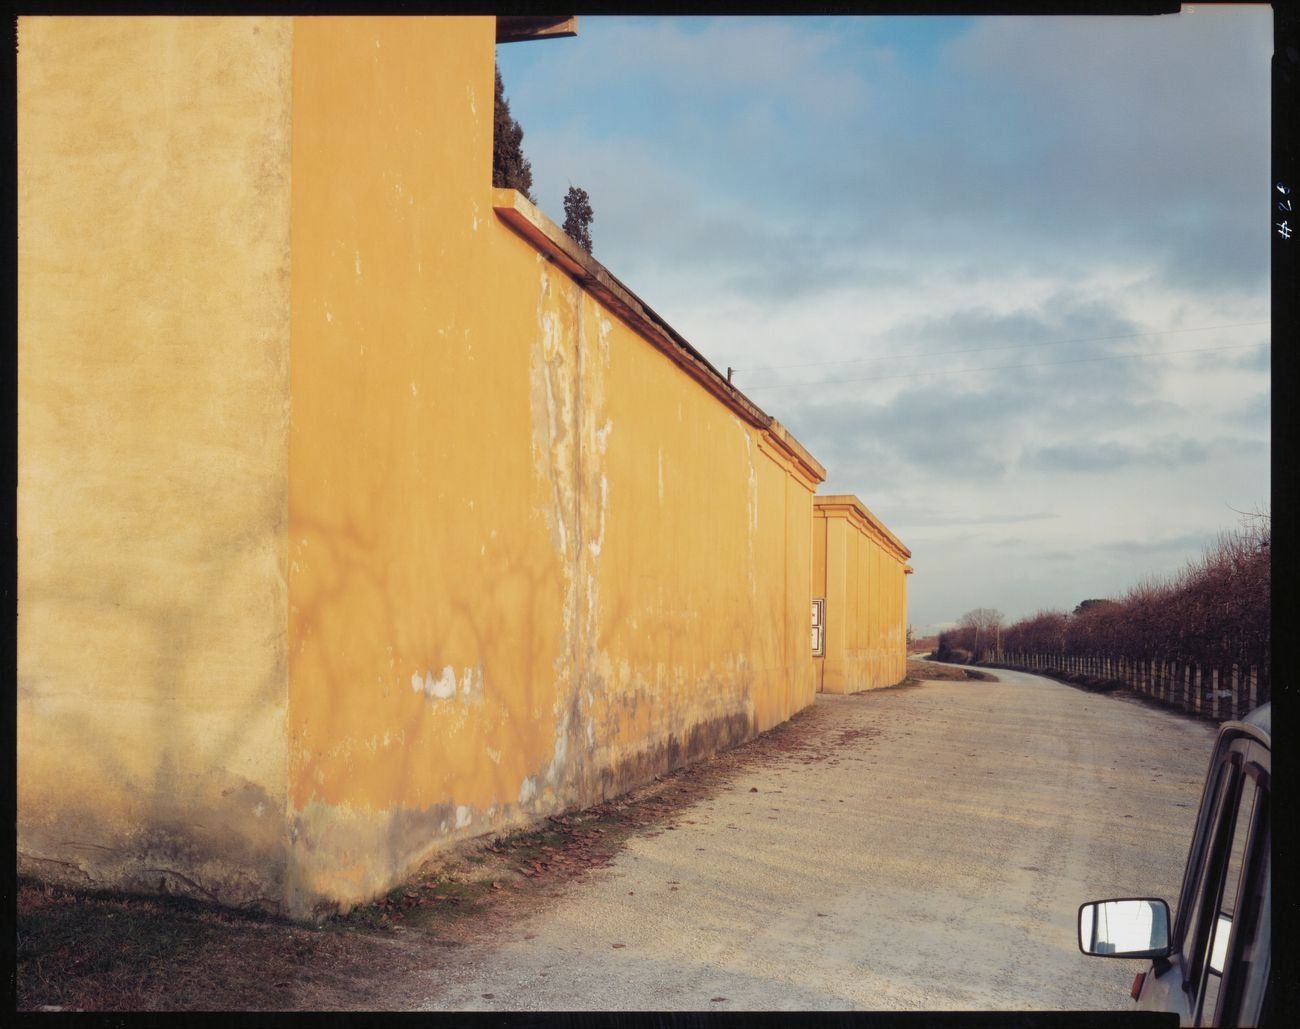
top-left (813, 496), bottom-right (912, 694)
top-left (17, 17), bottom-right (293, 907)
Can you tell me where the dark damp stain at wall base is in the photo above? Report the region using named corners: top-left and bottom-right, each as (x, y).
top-left (283, 798), bottom-right (462, 921)
top-left (17, 782), bottom-right (289, 914)
top-left (596, 711), bottom-right (756, 802)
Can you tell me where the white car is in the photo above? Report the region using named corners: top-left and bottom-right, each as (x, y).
top-left (1078, 704), bottom-right (1271, 1026)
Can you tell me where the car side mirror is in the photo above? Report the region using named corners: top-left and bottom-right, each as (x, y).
top-left (1078, 899), bottom-right (1171, 958)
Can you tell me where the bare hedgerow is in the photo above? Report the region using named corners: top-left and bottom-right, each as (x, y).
top-left (994, 511), bottom-right (1268, 681)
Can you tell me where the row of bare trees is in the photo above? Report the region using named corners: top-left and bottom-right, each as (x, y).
top-left (934, 608), bottom-right (1005, 663)
top-left (936, 512), bottom-right (1270, 681)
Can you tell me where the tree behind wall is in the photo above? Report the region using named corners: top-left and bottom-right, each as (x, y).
top-left (493, 65), bottom-right (534, 202)
top-left (563, 185), bottom-right (594, 254)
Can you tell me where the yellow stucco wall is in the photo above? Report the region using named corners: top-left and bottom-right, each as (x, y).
top-left (21, 16), bottom-right (899, 919)
top-left (17, 17), bottom-right (294, 906)
top-left (813, 496), bottom-right (911, 694)
top-left (284, 16), bottom-right (822, 916)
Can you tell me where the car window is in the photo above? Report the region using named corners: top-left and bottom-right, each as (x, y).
top-left (1196, 769), bottom-right (1259, 1023)
top-left (1179, 755), bottom-right (1237, 981)
top-left (1214, 764), bottom-right (1270, 1027)
top-left (1230, 833), bottom-right (1270, 1026)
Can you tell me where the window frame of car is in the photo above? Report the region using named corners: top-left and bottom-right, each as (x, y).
top-left (1208, 754), bottom-right (1269, 1026)
top-left (1169, 724), bottom-right (1270, 1026)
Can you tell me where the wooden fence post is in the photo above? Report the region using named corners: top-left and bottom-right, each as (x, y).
top-left (1193, 665), bottom-right (1202, 715)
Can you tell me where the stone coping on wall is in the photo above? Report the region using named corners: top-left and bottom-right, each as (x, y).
top-left (492, 187), bottom-right (826, 489)
top-left (814, 494), bottom-right (912, 565)
top-left (496, 15), bottom-right (578, 44)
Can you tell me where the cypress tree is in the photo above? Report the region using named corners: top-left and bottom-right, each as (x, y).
top-left (493, 65), bottom-right (534, 202)
top-left (562, 185), bottom-right (594, 254)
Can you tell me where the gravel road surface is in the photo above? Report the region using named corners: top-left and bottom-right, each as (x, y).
top-left (416, 669), bottom-right (1218, 1011)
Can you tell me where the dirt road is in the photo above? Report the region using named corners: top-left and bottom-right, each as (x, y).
top-left (413, 670), bottom-right (1217, 1011)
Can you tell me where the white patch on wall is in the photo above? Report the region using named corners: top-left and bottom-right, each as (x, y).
top-left (459, 666), bottom-right (483, 696)
top-left (486, 747), bottom-right (501, 765)
top-left (413, 666), bottom-right (482, 701)
top-left (455, 805), bottom-right (472, 829)
top-left (410, 667), bottom-right (458, 700)
top-left (410, 382), bottom-right (418, 398)
top-left (587, 475), bottom-right (608, 557)
top-left (518, 776), bottom-right (537, 805)
top-left (355, 250), bottom-right (362, 277)
top-left (472, 200), bottom-right (480, 232)
top-left (433, 667), bottom-right (458, 698)
top-left (466, 83), bottom-right (477, 115)
top-left (547, 729), bottom-right (569, 787)
top-left (325, 310), bottom-right (332, 323)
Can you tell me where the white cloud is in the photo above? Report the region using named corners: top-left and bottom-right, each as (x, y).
top-left (498, 11), bottom-right (1270, 629)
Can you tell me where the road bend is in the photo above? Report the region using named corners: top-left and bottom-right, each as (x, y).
top-left (416, 668), bottom-right (1218, 1011)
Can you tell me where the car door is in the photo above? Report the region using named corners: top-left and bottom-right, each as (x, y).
top-left (1170, 730), bottom-right (1270, 1026)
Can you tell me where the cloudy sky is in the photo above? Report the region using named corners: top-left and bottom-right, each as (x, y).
top-left (496, 8), bottom-right (1272, 634)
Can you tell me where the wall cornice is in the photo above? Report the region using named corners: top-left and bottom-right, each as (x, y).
top-left (814, 494), bottom-right (912, 565)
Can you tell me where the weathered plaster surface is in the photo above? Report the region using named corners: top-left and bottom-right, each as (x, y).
top-left (284, 17), bottom-right (580, 915)
top-left (282, 16), bottom-right (829, 918)
top-left (17, 16), bottom-right (293, 907)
